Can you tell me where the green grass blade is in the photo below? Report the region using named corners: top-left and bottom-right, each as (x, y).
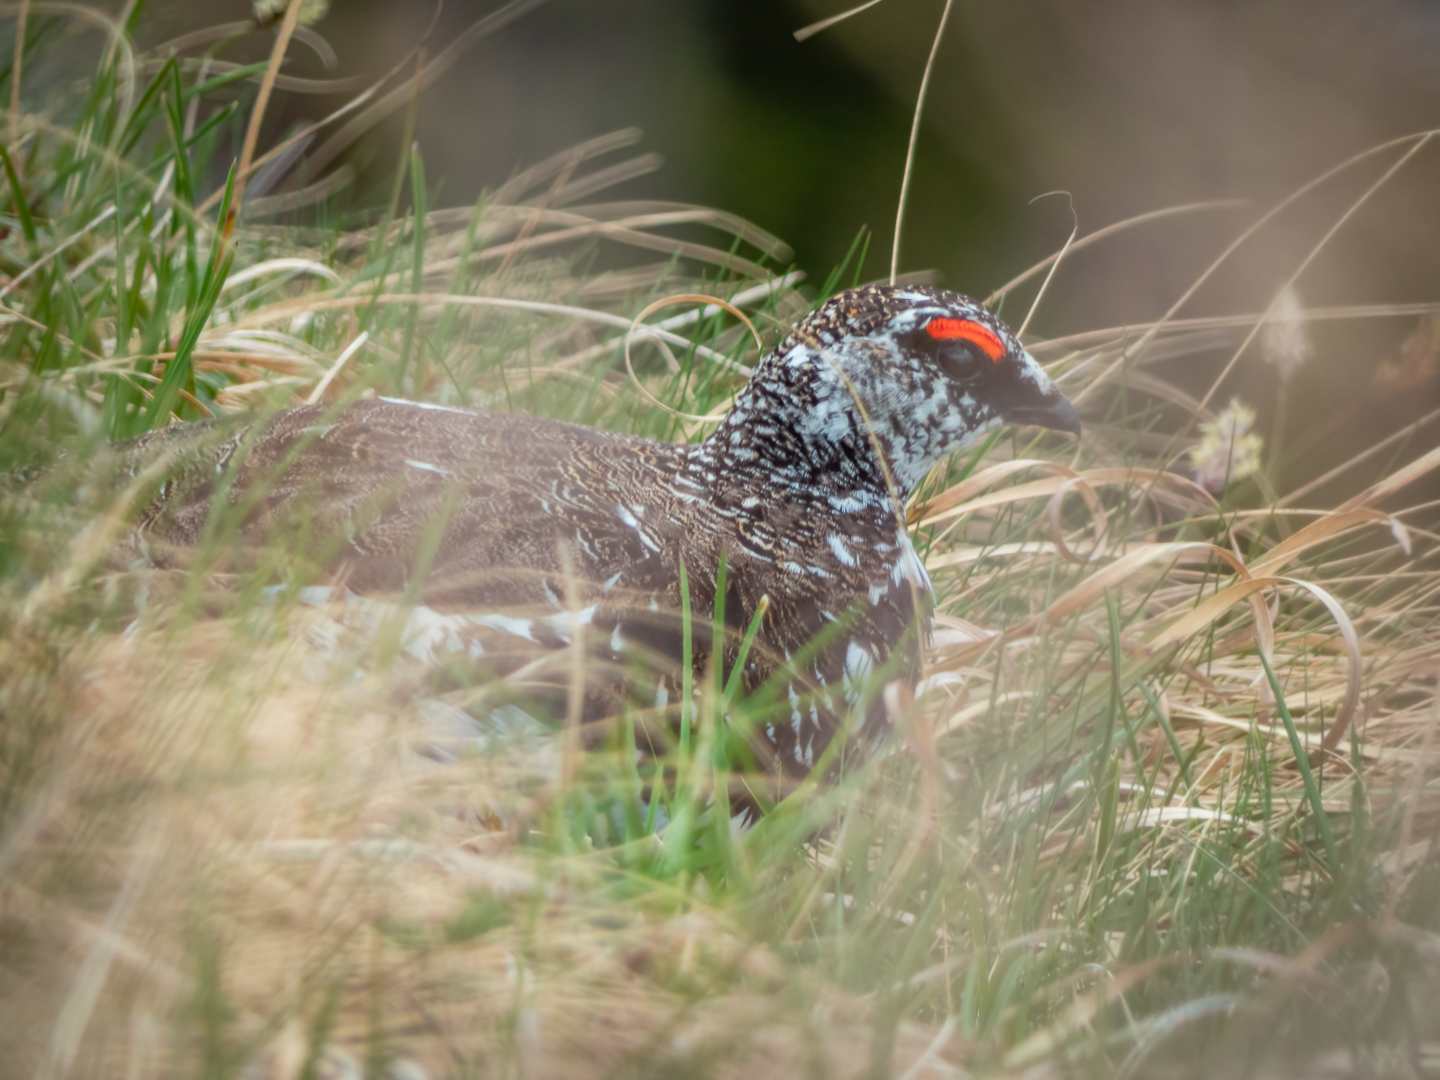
top-left (1258, 648), bottom-right (1340, 873)
top-left (0, 142), bottom-right (38, 250)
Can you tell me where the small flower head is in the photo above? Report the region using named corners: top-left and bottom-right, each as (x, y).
top-left (1260, 287), bottom-right (1311, 384)
top-left (1190, 398), bottom-right (1263, 494)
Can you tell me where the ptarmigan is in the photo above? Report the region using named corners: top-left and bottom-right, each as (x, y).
top-left (126, 284), bottom-right (1079, 792)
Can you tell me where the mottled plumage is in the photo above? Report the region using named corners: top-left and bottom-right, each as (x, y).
top-left (125, 285), bottom-right (1079, 786)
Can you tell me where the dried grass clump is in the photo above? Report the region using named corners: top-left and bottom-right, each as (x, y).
top-left (0, 606), bottom-right (984, 1079)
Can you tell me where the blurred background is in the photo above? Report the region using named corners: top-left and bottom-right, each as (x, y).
top-left (127, 0), bottom-right (1440, 495)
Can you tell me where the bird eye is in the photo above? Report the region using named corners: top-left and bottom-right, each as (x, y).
top-left (937, 340), bottom-right (985, 384)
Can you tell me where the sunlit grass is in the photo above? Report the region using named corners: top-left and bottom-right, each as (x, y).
top-left (3, 6), bottom-right (1440, 1079)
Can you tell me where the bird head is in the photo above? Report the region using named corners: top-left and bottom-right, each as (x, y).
top-left (733, 284), bottom-right (1080, 496)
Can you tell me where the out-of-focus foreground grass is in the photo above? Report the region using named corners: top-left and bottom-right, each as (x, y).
top-left (2, 6), bottom-right (1439, 1078)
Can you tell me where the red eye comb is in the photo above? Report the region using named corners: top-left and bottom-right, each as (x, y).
top-left (925, 318), bottom-right (1006, 361)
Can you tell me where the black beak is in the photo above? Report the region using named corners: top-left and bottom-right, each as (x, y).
top-left (1006, 394), bottom-right (1082, 438)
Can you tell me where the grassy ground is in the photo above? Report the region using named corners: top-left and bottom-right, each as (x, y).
top-left (3, 5), bottom-right (1440, 1078)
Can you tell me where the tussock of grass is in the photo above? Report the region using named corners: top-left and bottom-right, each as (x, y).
top-left (3, 8), bottom-right (1440, 1079)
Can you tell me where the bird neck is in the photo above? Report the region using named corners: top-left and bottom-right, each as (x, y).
top-left (691, 361), bottom-right (906, 508)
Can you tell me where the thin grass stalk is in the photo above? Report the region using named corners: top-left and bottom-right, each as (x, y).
top-left (889, 0), bottom-right (954, 285)
top-left (7, 0), bottom-right (27, 145)
top-left (229, 0), bottom-right (306, 233)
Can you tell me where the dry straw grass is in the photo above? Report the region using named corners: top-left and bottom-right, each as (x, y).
top-left (3, 4), bottom-right (1440, 1078)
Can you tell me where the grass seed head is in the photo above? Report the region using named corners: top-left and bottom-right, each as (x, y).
top-left (1261, 286), bottom-right (1312, 384)
top-left (1190, 397), bottom-right (1264, 494)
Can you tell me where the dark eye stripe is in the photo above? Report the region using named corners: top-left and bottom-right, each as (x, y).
top-left (925, 318), bottom-right (1006, 361)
